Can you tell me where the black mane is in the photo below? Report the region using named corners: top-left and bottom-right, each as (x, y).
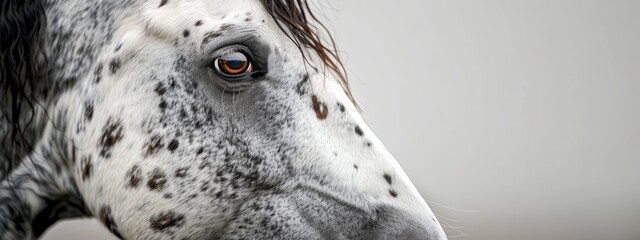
top-left (0, 0), bottom-right (47, 180)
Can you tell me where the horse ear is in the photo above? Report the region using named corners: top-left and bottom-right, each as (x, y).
top-left (0, 0), bottom-right (47, 181)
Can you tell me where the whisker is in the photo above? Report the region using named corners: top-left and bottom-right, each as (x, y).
top-left (426, 199), bottom-right (480, 213)
top-left (433, 212), bottom-right (470, 238)
top-left (440, 223), bottom-right (457, 229)
top-left (437, 218), bottom-right (460, 229)
top-left (435, 213), bottom-right (460, 222)
top-left (447, 233), bottom-right (469, 238)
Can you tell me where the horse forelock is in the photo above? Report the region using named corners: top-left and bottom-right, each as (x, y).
top-left (260, 0), bottom-right (357, 108)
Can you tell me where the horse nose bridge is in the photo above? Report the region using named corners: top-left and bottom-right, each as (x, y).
top-left (297, 90), bottom-right (438, 209)
top-left (298, 119), bottom-right (447, 238)
top-left (294, 76), bottom-right (446, 238)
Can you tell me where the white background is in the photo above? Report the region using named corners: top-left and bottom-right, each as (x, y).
top-left (43, 1), bottom-right (640, 239)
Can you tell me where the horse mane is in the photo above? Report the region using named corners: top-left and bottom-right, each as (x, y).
top-left (260, 0), bottom-right (356, 106)
top-left (0, 0), bottom-right (47, 180)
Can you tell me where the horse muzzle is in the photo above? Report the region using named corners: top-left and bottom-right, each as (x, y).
top-left (219, 186), bottom-right (447, 240)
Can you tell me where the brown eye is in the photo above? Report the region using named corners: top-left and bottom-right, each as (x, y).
top-left (214, 51), bottom-right (254, 76)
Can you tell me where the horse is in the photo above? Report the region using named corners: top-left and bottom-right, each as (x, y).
top-left (0, 0), bottom-right (447, 239)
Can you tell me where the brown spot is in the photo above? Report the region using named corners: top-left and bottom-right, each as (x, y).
top-left (355, 125), bottom-right (364, 136)
top-left (389, 190), bottom-right (398, 198)
top-left (99, 206), bottom-right (122, 238)
top-left (95, 63), bottom-right (103, 75)
top-left (84, 101), bottom-right (94, 121)
top-left (150, 211), bottom-right (185, 232)
top-left (202, 31), bottom-right (222, 45)
top-left (81, 156), bottom-right (92, 181)
top-left (144, 135), bottom-right (164, 156)
top-left (109, 59), bottom-right (121, 74)
top-left (311, 95), bottom-right (328, 120)
top-left (200, 182), bottom-right (209, 192)
top-left (383, 174), bottom-right (392, 185)
top-left (295, 74), bottom-right (309, 95)
top-left (175, 168), bottom-right (188, 178)
top-left (353, 164), bottom-right (358, 169)
top-left (159, 0), bottom-right (168, 7)
top-left (196, 147), bottom-right (204, 155)
top-left (148, 168), bottom-right (167, 191)
top-left (182, 30), bottom-right (189, 37)
top-left (126, 165), bottom-right (142, 188)
top-left (167, 139), bottom-right (179, 152)
top-left (94, 63), bottom-right (103, 83)
top-left (195, 20), bottom-right (203, 26)
top-left (245, 17), bottom-right (252, 22)
top-left (337, 102), bottom-right (345, 112)
top-left (219, 24), bottom-right (231, 31)
top-left (159, 99), bottom-right (168, 110)
top-left (155, 82), bottom-right (166, 95)
top-left (99, 118), bottom-right (124, 158)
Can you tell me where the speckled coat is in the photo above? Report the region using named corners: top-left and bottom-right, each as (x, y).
top-left (0, 0), bottom-right (447, 239)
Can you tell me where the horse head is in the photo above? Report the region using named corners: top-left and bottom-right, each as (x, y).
top-left (0, 1), bottom-right (447, 239)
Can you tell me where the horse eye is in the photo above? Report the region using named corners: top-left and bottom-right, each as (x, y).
top-left (213, 51), bottom-right (254, 77)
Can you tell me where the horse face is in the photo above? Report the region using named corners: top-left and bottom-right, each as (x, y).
top-left (70, 0), bottom-right (446, 239)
